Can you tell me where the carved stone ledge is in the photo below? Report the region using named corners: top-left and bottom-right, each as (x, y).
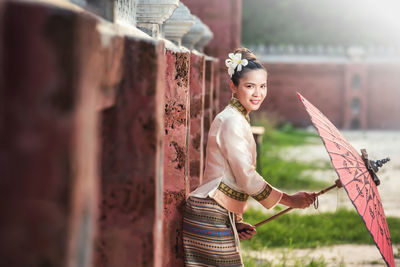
top-left (181, 16), bottom-right (205, 50)
top-left (136, 0), bottom-right (179, 37)
top-left (115, 0), bottom-right (139, 27)
top-left (194, 23), bottom-right (213, 52)
top-left (162, 2), bottom-right (194, 46)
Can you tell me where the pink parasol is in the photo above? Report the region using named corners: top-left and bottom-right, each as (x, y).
top-left (296, 92), bottom-right (394, 267)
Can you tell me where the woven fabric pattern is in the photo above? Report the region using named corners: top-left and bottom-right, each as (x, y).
top-left (183, 197), bottom-right (243, 267)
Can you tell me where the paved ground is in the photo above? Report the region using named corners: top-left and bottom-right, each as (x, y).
top-left (245, 130), bottom-right (400, 266)
top-left (243, 244), bottom-right (399, 267)
top-left (282, 130), bottom-right (400, 218)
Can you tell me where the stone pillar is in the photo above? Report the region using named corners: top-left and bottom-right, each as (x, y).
top-left (0, 1), bottom-right (101, 266)
top-left (188, 51), bottom-right (205, 191)
top-left (96, 38), bottom-right (165, 267)
top-left (162, 46), bottom-right (190, 267)
top-left (136, 0), bottom-right (179, 37)
top-left (203, 56), bottom-right (214, 160)
top-left (162, 2), bottom-right (194, 46)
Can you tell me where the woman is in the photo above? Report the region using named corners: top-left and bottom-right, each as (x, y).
top-left (182, 47), bottom-right (315, 267)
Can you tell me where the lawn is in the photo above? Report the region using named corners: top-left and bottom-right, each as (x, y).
top-left (242, 208), bottom-right (400, 249)
top-left (257, 123), bottom-right (330, 190)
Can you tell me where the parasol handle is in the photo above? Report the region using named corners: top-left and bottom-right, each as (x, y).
top-left (254, 179), bottom-right (342, 228)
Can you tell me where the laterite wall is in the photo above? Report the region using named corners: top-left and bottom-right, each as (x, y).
top-left (0, 0), bottom-right (227, 266)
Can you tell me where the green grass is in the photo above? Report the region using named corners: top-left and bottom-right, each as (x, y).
top-left (263, 123), bottom-right (320, 147)
top-left (257, 124), bottom-right (330, 190)
top-left (241, 208), bottom-right (400, 249)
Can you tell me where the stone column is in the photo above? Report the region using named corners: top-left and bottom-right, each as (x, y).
top-left (162, 46), bottom-right (190, 267)
top-left (162, 2), bottom-right (194, 46)
top-left (96, 37), bottom-right (165, 267)
top-left (188, 51), bottom-right (205, 191)
top-left (203, 56), bottom-right (214, 161)
top-left (136, 0), bottom-right (179, 38)
top-left (0, 2), bottom-right (102, 266)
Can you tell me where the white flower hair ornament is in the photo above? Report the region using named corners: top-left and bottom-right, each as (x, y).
top-left (225, 53), bottom-right (248, 77)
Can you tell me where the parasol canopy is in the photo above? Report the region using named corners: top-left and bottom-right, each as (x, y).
top-left (297, 92), bottom-right (394, 267)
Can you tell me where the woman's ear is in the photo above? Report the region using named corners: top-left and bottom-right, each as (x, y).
top-left (229, 80), bottom-right (237, 95)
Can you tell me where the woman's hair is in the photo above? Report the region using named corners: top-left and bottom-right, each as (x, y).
top-left (230, 47), bottom-right (266, 86)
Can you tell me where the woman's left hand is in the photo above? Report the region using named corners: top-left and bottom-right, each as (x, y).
top-left (236, 222), bottom-right (256, 241)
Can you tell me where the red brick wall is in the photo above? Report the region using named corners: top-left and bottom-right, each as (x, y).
top-left (261, 63), bottom-right (345, 128)
top-left (261, 61), bottom-right (400, 129)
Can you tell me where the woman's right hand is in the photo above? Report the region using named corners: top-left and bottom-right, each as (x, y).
top-left (280, 192), bottom-right (315, 209)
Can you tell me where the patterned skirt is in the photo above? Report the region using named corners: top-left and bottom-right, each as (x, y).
top-left (182, 196), bottom-right (243, 267)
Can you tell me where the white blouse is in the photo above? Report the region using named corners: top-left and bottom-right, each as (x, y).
top-left (190, 98), bottom-right (283, 219)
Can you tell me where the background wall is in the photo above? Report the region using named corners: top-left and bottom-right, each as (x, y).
top-left (259, 61), bottom-right (400, 129)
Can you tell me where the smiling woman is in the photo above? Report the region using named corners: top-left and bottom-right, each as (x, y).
top-left (182, 47), bottom-right (316, 267)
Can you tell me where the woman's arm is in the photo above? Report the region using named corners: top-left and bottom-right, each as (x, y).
top-left (279, 192), bottom-right (315, 209)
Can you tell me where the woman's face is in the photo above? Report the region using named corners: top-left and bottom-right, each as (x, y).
top-left (230, 69), bottom-right (267, 113)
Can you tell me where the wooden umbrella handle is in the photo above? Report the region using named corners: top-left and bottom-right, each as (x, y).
top-left (254, 179), bottom-right (342, 228)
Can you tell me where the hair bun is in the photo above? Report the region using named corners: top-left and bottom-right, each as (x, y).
top-left (233, 47), bottom-right (258, 62)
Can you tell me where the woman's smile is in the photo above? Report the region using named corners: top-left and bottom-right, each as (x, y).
top-left (230, 69), bottom-right (268, 114)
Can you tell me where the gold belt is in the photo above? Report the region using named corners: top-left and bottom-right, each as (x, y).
top-left (217, 181), bottom-right (273, 202)
top-left (217, 181), bottom-right (249, 201)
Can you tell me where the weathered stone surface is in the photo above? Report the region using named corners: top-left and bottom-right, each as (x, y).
top-left (162, 48), bottom-right (190, 266)
top-left (96, 37), bottom-right (165, 267)
top-left (164, 49), bottom-right (190, 192)
top-left (0, 1), bottom-right (101, 266)
top-left (162, 190), bottom-right (186, 267)
top-left (188, 52), bottom-right (205, 191)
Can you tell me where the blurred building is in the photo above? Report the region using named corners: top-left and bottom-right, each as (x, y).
top-left (250, 45), bottom-right (400, 129)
